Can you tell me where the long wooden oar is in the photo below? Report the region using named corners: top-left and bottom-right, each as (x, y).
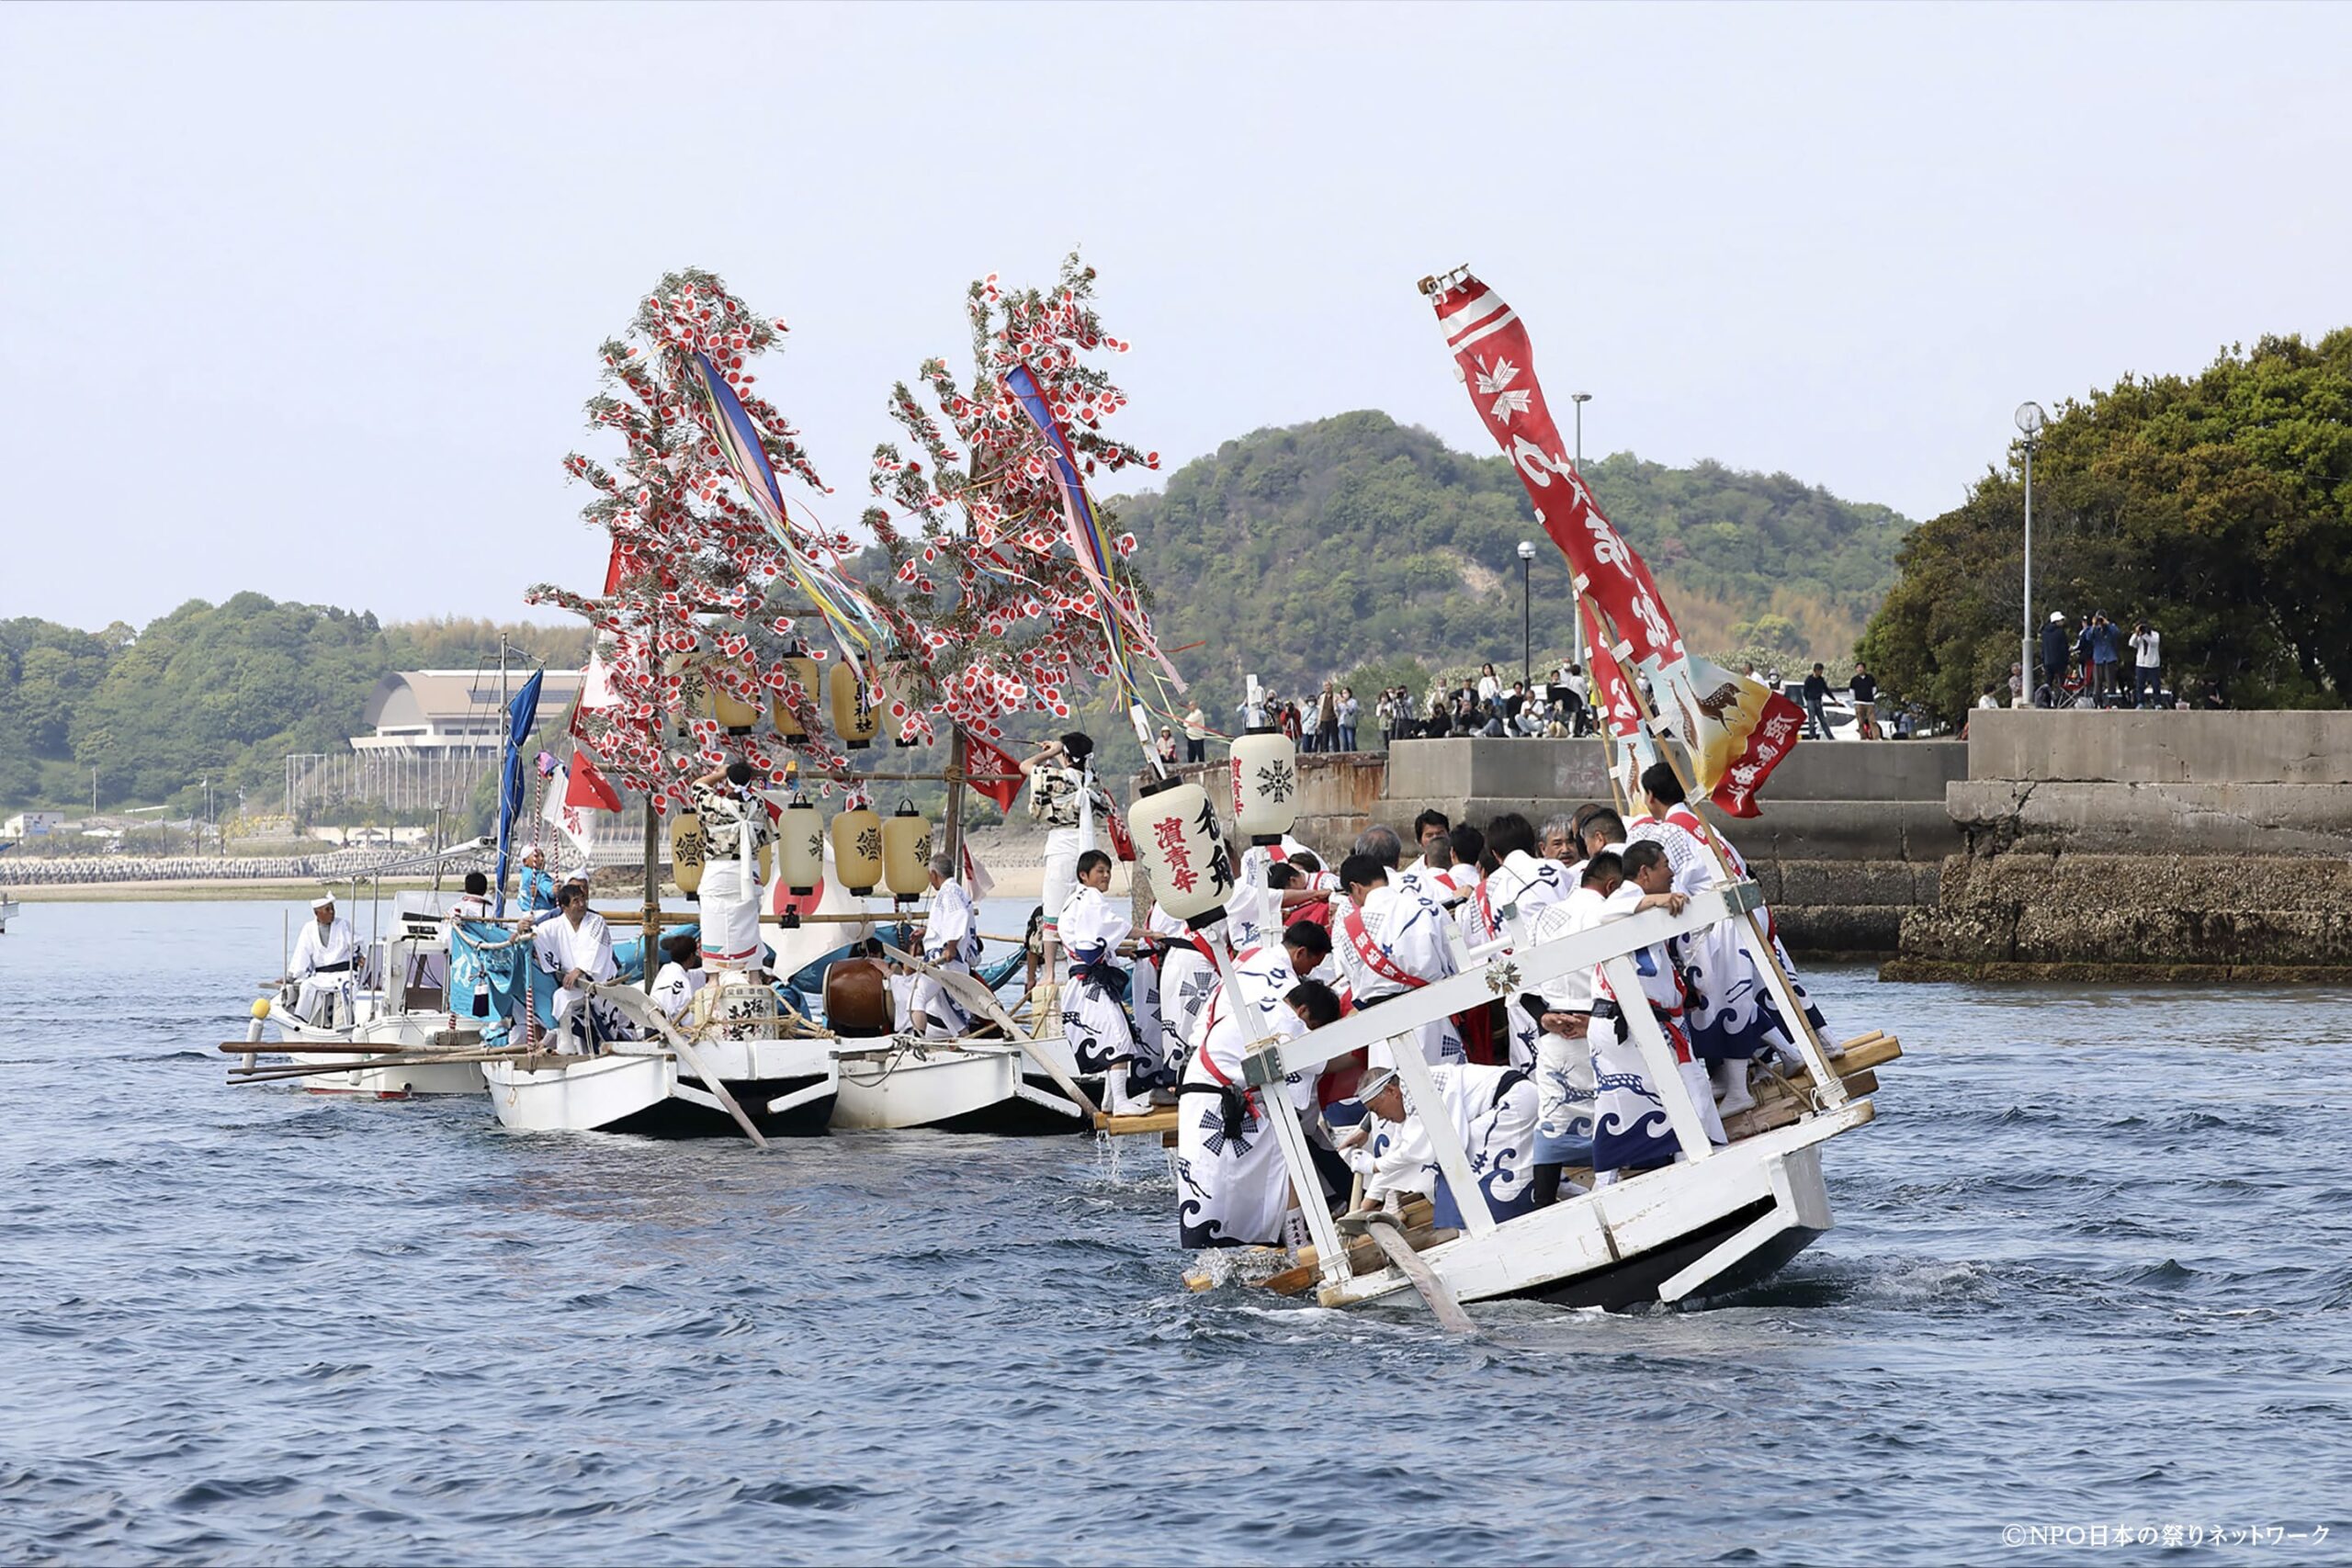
top-left (879, 942), bottom-right (1102, 1120)
top-left (1340, 1209), bottom-right (1476, 1335)
top-left (582, 980), bottom-right (769, 1151)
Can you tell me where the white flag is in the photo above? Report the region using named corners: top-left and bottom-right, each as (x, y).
top-left (543, 764), bottom-right (597, 863)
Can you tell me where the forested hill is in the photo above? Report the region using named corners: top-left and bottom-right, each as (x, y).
top-left (1112, 411), bottom-right (1911, 699)
top-left (0, 598), bottom-right (586, 813)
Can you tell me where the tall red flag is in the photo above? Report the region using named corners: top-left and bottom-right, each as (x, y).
top-left (1427, 272), bottom-right (1802, 816)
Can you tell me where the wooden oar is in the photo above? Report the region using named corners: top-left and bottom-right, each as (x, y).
top-left (581, 979), bottom-right (769, 1151)
top-left (217, 1040), bottom-right (485, 1055)
top-left (879, 941), bottom-right (1102, 1120)
top-left (1340, 1208), bottom-right (1476, 1334)
top-left (228, 1051), bottom-right (530, 1085)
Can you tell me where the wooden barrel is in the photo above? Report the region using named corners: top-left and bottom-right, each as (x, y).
top-left (670, 811), bottom-right (707, 895)
top-left (822, 960), bottom-right (894, 1038)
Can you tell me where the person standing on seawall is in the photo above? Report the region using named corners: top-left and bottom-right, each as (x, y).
top-left (2130, 621), bottom-right (2163, 708)
top-left (2039, 612), bottom-right (2071, 706)
top-left (1802, 663), bottom-right (1831, 739)
top-left (1182, 702), bottom-right (1207, 765)
top-left (1849, 664), bottom-right (1879, 739)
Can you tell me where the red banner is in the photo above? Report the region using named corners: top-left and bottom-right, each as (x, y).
top-left (958, 728), bottom-right (1026, 814)
top-left (1430, 271), bottom-right (1799, 814)
top-left (565, 749), bottom-right (625, 812)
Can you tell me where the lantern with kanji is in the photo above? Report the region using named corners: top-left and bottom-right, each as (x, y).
top-left (775, 795), bottom-right (823, 896)
top-left (1129, 781), bottom-right (1234, 928)
top-left (1230, 725), bottom-right (1298, 846)
top-left (828, 663), bottom-right (878, 750)
top-left (881, 798), bottom-right (932, 897)
top-left (831, 802), bottom-right (883, 896)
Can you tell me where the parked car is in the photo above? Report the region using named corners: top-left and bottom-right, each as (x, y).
top-left (1779, 682), bottom-right (1860, 739)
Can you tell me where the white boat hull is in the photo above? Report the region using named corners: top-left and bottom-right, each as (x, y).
top-left (0, 896), bottom-right (18, 932)
top-left (483, 1036), bottom-right (839, 1138)
top-left (829, 1038), bottom-right (1094, 1134)
top-left (1319, 1100), bottom-right (1873, 1314)
top-left (256, 1000), bottom-right (489, 1098)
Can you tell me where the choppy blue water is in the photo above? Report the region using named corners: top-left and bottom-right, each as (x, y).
top-left (3, 898), bottom-right (2348, 1565)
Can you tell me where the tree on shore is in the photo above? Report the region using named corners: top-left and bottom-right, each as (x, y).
top-left (1860, 329), bottom-right (2352, 718)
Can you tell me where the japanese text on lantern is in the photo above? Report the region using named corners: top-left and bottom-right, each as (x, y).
top-left (1153, 815), bottom-right (1197, 893)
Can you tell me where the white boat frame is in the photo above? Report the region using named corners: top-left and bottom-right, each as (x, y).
top-left (1238, 880), bottom-right (1875, 1312)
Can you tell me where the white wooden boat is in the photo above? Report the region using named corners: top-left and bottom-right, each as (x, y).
top-left (481, 973), bottom-right (838, 1139)
top-left (243, 896), bottom-right (487, 1098)
top-left (830, 1035), bottom-right (1096, 1134)
top-left (1229, 882), bottom-right (1887, 1317)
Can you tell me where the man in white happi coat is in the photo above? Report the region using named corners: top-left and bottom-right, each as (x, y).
top-left (1627, 761), bottom-right (1830, 1114)
top-left (1526, 852), bottom-right (1623, 1202)
top-left (910, 853), bottom-right (981, 1038)
top-left (287, 894), bottom-right (358, 1028)
top-left (1021, 731), bottom-right (1113, 951)
top-left (1059, 849), bottom-right (1153, 1115)
top-left (690, 761), bottom-right (772, 976)
top-left (532, 882), bottom-right (617, 1052)
top-left (1478, 812), bottom-right (1574, 1071)
top-left (1333, 852), bottom-right (1462, 1070)
top-left (1340, 1058), bottom-right (1542, 1228)
top-left (1588, 840), bottom-right (1724, 1181)
top-left (649, 932), bottom-right (704, 1021)
top-left (1400, 809), bottom-right (1452, 879)
top-left (1172, 945), bottom-right (1343, 1250)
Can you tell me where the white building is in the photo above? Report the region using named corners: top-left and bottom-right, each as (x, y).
top-left (4, 811), bottom-right (64, 839)
top-left (354, 670), bottom-right (588, 755)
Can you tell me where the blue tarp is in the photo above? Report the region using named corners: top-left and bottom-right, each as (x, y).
top-left (447, 919), bottom-right (700, 1046)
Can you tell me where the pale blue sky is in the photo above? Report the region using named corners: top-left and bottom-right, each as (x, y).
top-left (4, 1), bottom-right (2346, 632)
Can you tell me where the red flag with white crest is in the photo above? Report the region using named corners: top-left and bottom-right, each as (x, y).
top-left (1427, 271), bottom-right (1801, 816)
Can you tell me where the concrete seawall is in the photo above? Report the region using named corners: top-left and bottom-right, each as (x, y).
top-left (1888, 711), bottom-right (2352, 981)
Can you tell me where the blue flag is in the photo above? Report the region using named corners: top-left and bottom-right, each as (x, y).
top-left (492, 669), bottom-right (545, 918)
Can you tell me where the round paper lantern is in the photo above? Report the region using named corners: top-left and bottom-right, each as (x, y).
top-left (776, 797), bottom-right (823, 896)
top-left (771, 651), bottom-right (820, 737)
top-left (830, 803), bottom-right (883, 897)
top-left (670, 811), bottom-right (707, 895)
top-left (1230, 725), bottom-right (1299, 846)
top-left (828, 663), bottom-right (878, 750)
top-left (881, 798), bottom-right (933, 898)
top-left (1129, 781), bottom-right (1234, 928)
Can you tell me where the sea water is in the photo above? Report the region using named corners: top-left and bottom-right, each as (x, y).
top-left (3, 900), bottom-right (2348, 1565)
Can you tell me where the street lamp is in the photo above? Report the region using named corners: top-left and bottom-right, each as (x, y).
top-left (1516, 539), bottom-right (1537, 687)
top-left (2017, 401), bottom-right (2046, 704)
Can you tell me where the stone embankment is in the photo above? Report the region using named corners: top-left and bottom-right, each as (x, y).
top-left (1886, 711), bottom-right (2352, 981)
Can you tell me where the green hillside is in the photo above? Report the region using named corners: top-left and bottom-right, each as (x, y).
top-left (1113, 410), bottom-right (1910, 702)
top-left (0, 600), bottom-right (585, 817)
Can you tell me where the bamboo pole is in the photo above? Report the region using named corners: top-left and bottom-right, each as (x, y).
top-left (640, 802), bottom-right (662, 994)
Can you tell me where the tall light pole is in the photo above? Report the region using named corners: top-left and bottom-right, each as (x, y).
top-left (2017, 401), bottom-right (2046, 703)
top-left (1516, 540), bottom-right (1536, 687)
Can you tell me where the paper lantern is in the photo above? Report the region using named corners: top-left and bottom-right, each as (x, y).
top-left (706, 667), bottom-right (760, 732)
top-left (1129, 782), bottom-right (1234, 928)
top-left (828, 663), bottom-right (878, 750)
top-left (831, 804), bottom-right (883, 896)
top-left (882, 798), bottom-right (933, 898)
top-left (771, 651), bottom-right (820, 737)
top-left (1230, 725), bottom-right (1299, 846)
top-left (670, 811), bottom-right (707, 895)
top-left (776, 797), bottom-right (822, 896)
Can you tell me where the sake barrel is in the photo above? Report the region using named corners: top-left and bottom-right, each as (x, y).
top-left (670, 811), bottom-right (707, 896)
top-left (831, 804), bottom-right (883, 896)
top-left (828, 663), bottom-right (879, 750)
top-left (776, 797), bottom-right (823, 895)
top-left (1230, 725), bottom-right (1299, 846)
top-left (1128, 781), bottom-right (1232, 927)
top-left (822, 959), bottom-right (894, 1039)
top-left (771, 652), bottom-right (820, 737)
top-left (881, 799), bottom-right (932, 898)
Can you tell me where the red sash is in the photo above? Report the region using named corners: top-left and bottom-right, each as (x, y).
top-left (1341, 906), bottom-right (1426, 992)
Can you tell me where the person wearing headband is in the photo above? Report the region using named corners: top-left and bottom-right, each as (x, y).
top-left (286, 894), bottom-right (358, 1029)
